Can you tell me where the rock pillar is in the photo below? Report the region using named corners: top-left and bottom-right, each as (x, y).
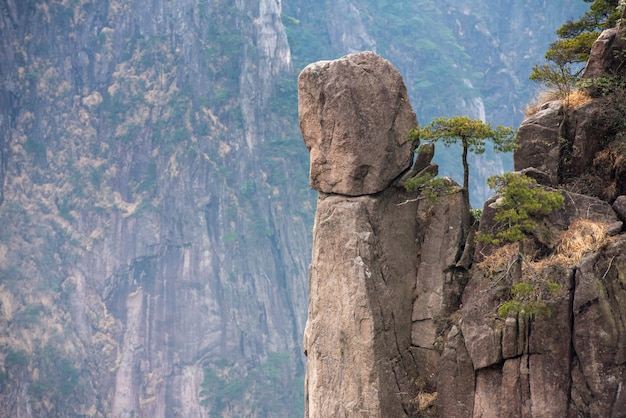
top-left (299, 52), bottom-right (421, 417)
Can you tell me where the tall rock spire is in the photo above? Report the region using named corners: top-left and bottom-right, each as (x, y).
top-left (300, 51), bottom-right (421, 417)
top-left (299, 51), bottom-right (477, 417)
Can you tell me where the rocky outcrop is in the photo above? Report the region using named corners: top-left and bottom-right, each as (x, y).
top-left (0, 0), bottom-right (613, 416)
top-left (438, 24), bottom-right (626, 416)
top-left (515, 15), bottom-right (626, 202)
top-left (298, 52), bottom-right (418, 196)
top-left (301, 51), bottom-right (421, 416)
top-left (513, 101), bottom-right (563, 185)
top-left (304, 190), bottom-right (420, 417)
top-left (514, 99), bottom-right (617, 189)
top-left (515, 99), bottom-right (626, 202)
top-left (302, 33), bottom-right (626, 418)
top-left (300, 51), bottom-right (467, 416)
top-left (411, 188), bottom-right (471, 389)
top-left (301, 52), bottom-right (476, 416)
top-left (477, 183), bottom-right (621, 261)
top-left (444, 233), bottom-right (626, 418)
top-left (435, 180), bottom-right (625, 417)
top-left (572, 244), bottom-right (626, 417)
top-left (582, 28), bottom-right (623, 78)
top-left (582, 7), bottom-right (626, 79)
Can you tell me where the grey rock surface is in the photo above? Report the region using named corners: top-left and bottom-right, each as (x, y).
top-left (303, 189), bottom-right (420, 417)
top-left (514, 100), bottom-right (563, 185)
top-left (298, 52), bottom-right (418, 196)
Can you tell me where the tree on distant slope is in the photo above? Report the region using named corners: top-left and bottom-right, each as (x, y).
top-left (408, 116), bottom-right (516, 211)
top-left (530, 0), bottom-right (623, 97)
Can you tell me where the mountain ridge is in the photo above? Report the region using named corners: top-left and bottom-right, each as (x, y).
top-left (0, 0), bottom-right (591, 416)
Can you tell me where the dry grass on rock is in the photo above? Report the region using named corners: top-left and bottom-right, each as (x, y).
top-left (476, 242), bottom-right (519, 275)
top-left (549, 219), bottom-right (612, 266)
top-left (566, 89), bottom-right (593, 110)
top-left (524, 89), bottom-right (593, 117)
top-left (476, 219), bottom-right (612, 275)
top-left (416, 392), bottom-right (438, 417)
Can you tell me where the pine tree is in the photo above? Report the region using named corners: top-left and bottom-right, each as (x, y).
top-left (408, 116), bottom-right (516, 212)
top-left (530, 0), bottom-right (623, 96)
top-left (477, 173), bottom-right (565, 317)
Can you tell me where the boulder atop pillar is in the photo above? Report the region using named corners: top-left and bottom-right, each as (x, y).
top-left (298, 51), bottom-right (418, 196)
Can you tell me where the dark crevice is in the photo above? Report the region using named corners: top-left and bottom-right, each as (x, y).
top-left (568, 266), bottom-right (579, 414)
top-left (575, 297), bottom-right (599, 315)
top-left (389, 311), bottom-right (413, 417)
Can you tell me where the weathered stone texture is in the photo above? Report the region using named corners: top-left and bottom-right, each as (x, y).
top-left (301, 52), bottom-right (425, 416)
top-left (526, 267), bottom-right (574, 417)
top-left (473, 367), bottom-right (502, 418)
top-left (412, 189), bottom-right (467, 339)
top-left (561, 101), bottom-right (614, 180)
top-left (612, 195), bottom-right (626, 222)
top-left (447, 220), bottom-right (626, 417)
top-left (514, 101), bottom-right (563, 185)
top-left (582, 26), bottom-right (626, 78)
top-left (298, 51), bottom-right (418, 196)
top-left (411, 188), bottom-right (471, 389)
top-left (303, 189), bottom-right (420, 417)
top-left (437, 326), bottom-right (475, 418)
top-left (572, 242), bottom-right (626, 418)
top-left (515, 98), bottom-right (624, 201)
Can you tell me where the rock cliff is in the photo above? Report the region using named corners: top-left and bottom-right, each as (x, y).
top-left (301, 43), bottom-right (626, 417)
top-left (299, 52), bottom-right (423, 416)
top-left (0, 0), bottom-right (606, 416)
top-left (0, 0), bottom-right (308, 416)
top-left (300, 52), bottom-right (473, 416)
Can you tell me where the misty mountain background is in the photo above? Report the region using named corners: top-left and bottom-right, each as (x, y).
top-left (0, 0), bottom-right (587, 416)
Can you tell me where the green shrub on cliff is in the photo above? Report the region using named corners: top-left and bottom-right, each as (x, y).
top-left (478, 173), bottom-right (564, 247)
top-left (477, 173), bottom-right (565, 317)
top-left (408, 116), bottom-right (516, 210)
top-left (530, 0), bottom-right (623, 98)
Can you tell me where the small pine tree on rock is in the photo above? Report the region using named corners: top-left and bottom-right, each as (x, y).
top-left (477, 172), bottom-right (565, 317)
top-left (408, 116), bottom-right (516, 215)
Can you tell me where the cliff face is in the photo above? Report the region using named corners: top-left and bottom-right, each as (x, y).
top-left (301, 40), bottom-right (626, 417)
top-left (0, 1), bottom-right (601, 416)
top-left (0, 0), bottom-right (308, 416)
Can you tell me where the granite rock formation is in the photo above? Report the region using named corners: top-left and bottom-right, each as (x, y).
top-left (514, 99), bottom-right (624, 198)
top-left (298, 52), bottom-right (418, 196)
top-left (301, 51), bottom-right (472, 417)
top-left (302, 42), bottom-right (626, 417)
top-left (300, 52), bottom-right (422, 416)
top-left (515, 14), bottom-right (626, 202)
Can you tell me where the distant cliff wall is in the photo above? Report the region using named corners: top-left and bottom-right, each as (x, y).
top-left (0, 0), bottom-right (308, 416)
